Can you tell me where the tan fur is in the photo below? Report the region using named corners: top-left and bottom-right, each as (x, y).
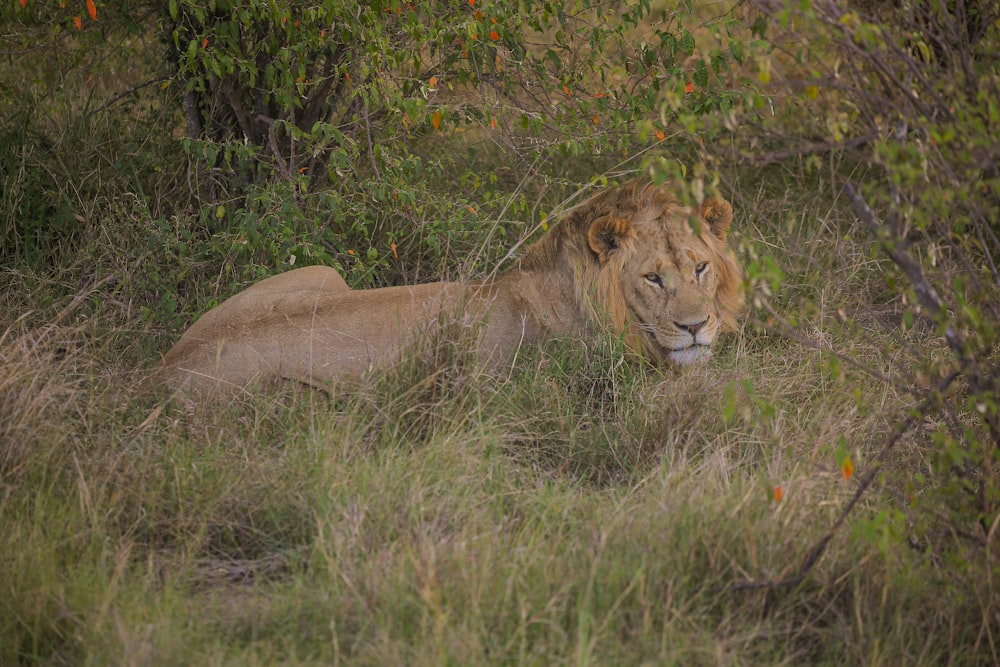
top-left (153, 181), bottom-right (745, 394)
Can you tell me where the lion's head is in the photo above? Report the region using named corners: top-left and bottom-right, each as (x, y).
top-left (519, 180), bottom-right (745, 366)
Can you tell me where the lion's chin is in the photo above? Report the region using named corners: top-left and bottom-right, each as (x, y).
top-left (667, 345), bottom-right (712, 366)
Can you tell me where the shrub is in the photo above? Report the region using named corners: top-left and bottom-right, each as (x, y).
top-left (748, 0), bottom-right (1000, 552)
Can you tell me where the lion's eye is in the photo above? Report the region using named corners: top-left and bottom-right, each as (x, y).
top-left (695, 262), bottom-right (709, 277)
top-left (644, 273), bottom-right (663, 288)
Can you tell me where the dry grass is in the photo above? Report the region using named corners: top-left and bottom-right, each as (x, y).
top-left (4, 1), bottom-right (998, 661)
top-left (2, 166), bottom-right (996, 665)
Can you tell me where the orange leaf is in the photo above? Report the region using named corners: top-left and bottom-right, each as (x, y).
top-left (202, 37), bottom-right (209, 48)
top-left (841, 456), bottom-right (854, 480)
top-left (474, 9), bottom-right (483, 20)
top-left (469, 0), bottom-right (475, 5)
top-left (490, 117), bottom-right (496, 129)
top-left (655, 130), bottom-right (665, 141)
top-left (390, 243), bottom-right (398, 259)
top-left (684, 81), bottom-right (695, 94)
top-left (429, 75), bottom-right (438, 87)
top-left (774, 486), bottom-right (783, 502)
top-left (489, 30), bottom-right (499, 41)
top-left (19, 0), bottom-right (27, 8)
top-left (73, 15), bottom-right (82, 30)
top-left (86, 0), bottom-right (96, 20)
top-left (592, 115), bottom-right (598, 125)
top-left (431, 111), bottom-right (441, 130)
top-left (320, 29), bottom-right (326, 38)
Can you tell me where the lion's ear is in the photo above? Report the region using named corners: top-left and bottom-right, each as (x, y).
top-left (700, 197), bottom-right (734, 242)
top-left (587, 216), bottom-right (633, 263)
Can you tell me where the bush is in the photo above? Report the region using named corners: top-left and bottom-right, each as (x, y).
top-left (748, 0), bottom-right (1000, 551)
top-left (159, 0), bottom-right (763, 288)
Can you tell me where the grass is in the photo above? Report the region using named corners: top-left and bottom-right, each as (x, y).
top-left (3, 162), bottom-right (997, 665)
top-left (2, 6), bottom-right (998, 662)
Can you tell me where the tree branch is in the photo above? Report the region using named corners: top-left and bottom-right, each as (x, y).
top-left (731, 371), bottom-right (959, 592)
top-left (843, 181), bottom-right (965, 358)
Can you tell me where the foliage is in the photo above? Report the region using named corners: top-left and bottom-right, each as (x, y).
top-left (748, 0), bottom-right (1000, 552)
top-left (0, 1), bottom-right (170, 264)
top-left (165, 0), bottom-right (755, 192)
top-left (158, 0), bottom-right (763, 290)
top-left (3, 0), bottom-right (765, 316)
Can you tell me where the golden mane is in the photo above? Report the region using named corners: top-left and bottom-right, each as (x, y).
top-left (515, 180), bottom-right (744, 353)
top-left (516, 180), bottom-right (675, 272)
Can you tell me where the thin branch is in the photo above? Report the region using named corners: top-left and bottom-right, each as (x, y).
top-left (748, 298), bottom-right (894, 387)
top-left (750, 134), bottom-right (879, 167)
top-left (843, 181), bottom-right (964, 357)
top-left (182, 85), bottom-right (203, 140)
top-left (261, 115), bottom-right (292, 183)
top-left (363, 102), bottom-right (381, 184)
top-left (221, 75), bottom-right (255, 143)
top-left (88, 76), bottom-right (171, 117)
top-left (731, 371), bottom-right (959, 592)
top-left (974, 214), bottom-right (1000, 290)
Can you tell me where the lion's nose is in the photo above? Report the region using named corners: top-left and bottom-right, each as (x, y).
top-left (675, 318), bottom-right (708, 336)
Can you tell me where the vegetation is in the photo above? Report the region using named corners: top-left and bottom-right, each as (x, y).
top-left (1, 0), bottom-right (998, 663)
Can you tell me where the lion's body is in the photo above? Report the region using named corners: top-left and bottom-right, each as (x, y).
top-left (154, 181), bottom-right (744, 394)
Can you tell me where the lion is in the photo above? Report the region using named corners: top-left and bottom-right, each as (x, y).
top-left (152, 180), bottom-right (744, 394)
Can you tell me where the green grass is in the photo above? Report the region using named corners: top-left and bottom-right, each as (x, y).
top-left (2, 9), bottom-right (997, 661)
top-left (2, 167), bottom-right (996, 665)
